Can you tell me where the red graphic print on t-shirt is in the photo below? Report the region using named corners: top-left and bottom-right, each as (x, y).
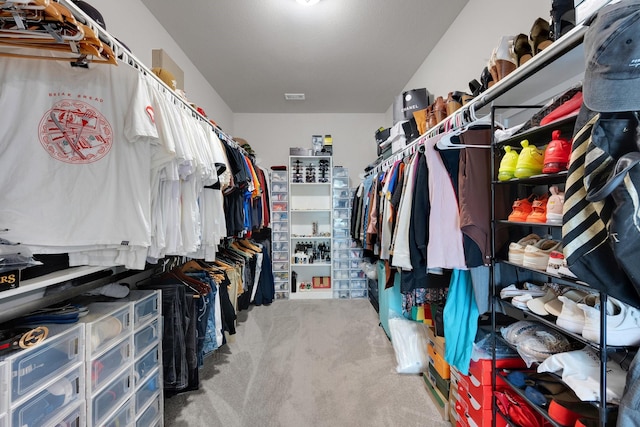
top-left (39, 99), bottom-right (113, 164)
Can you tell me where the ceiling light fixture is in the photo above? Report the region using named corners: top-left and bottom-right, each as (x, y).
top-left (296, 0), bottom-right (320, 5)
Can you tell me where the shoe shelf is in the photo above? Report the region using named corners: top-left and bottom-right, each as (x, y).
top-left (496, 260), bottom-right (591, 290)
top-left (496, 371), bottom-right (566, 427)
top-left (470, 24), bottom-right (587, 118)
top-left (492, 171), bottom-right (568, 186)
top-left (497, 220), bottom-right (562, 228)
top-left (270, 169), bottom-right (291, 299)
top-left (495, 113), bottom-right (579, 149)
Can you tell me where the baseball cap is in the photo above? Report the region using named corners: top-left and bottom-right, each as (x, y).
top-left (151, 67), bottom-right (177, 91)
top-left (72, 0), bottom-right (106, 29)
top-left (583, 1), bottom-right (640, 112)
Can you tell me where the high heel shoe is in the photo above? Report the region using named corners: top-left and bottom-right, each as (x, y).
top-left (495, 36), bottom-right (518, 81)
top-left (530, 17), bottom-right (553, 54)
top-left (480, 66), bottom-right (494, 92)
top-left (550, 0), bottom-right (575, 41)
top-left (446, 92), bottom-right (463, 116)
top-left (488, 49), bottom-right (499, 86)
top-left (512, 33), bottom-right (533, 67)
top-left (433, 96), bottom-right (447, 124)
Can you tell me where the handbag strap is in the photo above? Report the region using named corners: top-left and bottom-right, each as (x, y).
top-left (587, 151), bottom-right (640, 202)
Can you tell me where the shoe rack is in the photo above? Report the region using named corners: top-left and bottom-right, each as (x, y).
top-left (331, 167), bottom-right (367, 300)
top-left (488, 28), bottom-right (619, 427)
top-left (288, 155), bottom-right (334, 299)
top-left (270, 169), bottom-right (290, 300)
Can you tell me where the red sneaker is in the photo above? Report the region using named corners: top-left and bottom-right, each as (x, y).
top-left (542, 130), bottom-right (572, 174)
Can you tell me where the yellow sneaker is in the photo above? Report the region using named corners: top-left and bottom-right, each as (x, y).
top-left (498, 146), bottom-right (519, 181)
top-left (514, 140), bottom-right (545, 178)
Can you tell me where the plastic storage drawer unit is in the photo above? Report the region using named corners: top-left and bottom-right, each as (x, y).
top-left (136, 392), bottom-right (161, 427)
top-left (81, 302), bottom-right (132, 358)
top-left (10, 363), bottom-right (84, 427)
top-left (88, 336), bottom-right (132, 395)
top-left (135, 368), bottom-right (161, 413)
top-left (0, 413), bottom-right (5, 427)
top-left (134, 318), bottom-right (160, 357)
top-left (89, 366), bottom-right (133, 426)
top-left (134, 344), bottom-right (160, 388)
top-left (1, 323), bottom-right (83, 404)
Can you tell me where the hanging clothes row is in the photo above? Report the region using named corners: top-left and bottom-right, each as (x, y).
top-left (139, 236), bottom-right (274, 394)
top-left (0, 41), bottom-right (271, 271)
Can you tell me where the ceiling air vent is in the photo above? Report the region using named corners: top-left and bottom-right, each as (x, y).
top-left (284, 93), bottom-right (305, 101)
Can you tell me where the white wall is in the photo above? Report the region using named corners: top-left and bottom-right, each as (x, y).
top-left (233, 114), bottom-right (384, 185)
top-left (90, 0), bottom-right (234, 132)
top-left (389, 0), bottom-right (551, 119)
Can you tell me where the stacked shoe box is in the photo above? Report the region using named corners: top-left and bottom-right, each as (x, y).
top-left (451, 357), bottom-right (526, 427)
top-left (81, 301), bottom-right (135, 427)
top-left (80, 292), bottom-right (163, 427)
top-left (349, 246), bottom-right (367, 299)
top-left (423, 326), bottom-right (450, 421)
top-left (129, 290), bottom-right (163, 427)
top-left (332, 167), bottom-right (352, 299)
top-left (0, 323), bottom-right (86, 427)
top-left (270, 169), bottom-right (290, 299)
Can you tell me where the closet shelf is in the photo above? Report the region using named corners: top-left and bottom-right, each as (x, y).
top-left (290, 183), bottom-right (331, 186)
top-left (289, 290), bottom-right (332, 300)
top-left (497, 371), bottom-right (566, 427)
top-left (497, 260), bottom-right (590, 288)
top-left (290, 263), bottom-right (331, 267)
top-left (496, 220), bottom-right (562, 227)
top-left (496, 114), bottom-right (579, 148)
top-left (492, 171), bottom-right (568, 185)
top-left (470, 24), bottom-right (587, 117)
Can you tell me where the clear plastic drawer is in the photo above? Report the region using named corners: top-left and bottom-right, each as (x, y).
top-left (350, 270), bottom-right (365, 279)
top-left (271, 222), bottom-right (288, 232)
top-left (272, 212), bottom-right (288, 222)
top-left (82, 302), bottom-right (132, 357)
top-left (11, 363), bottom-right (84, 427)
top-left (274, 271), bottom-right (289, 281)
top-left (0, 413), bottom-right (5, 427)
top-left (102, 397), bottom-right (133, 427)
top-left (273, 262), bottom-right (289, 272)
top-left (89, 366), bottom-right (133, 426)
top-left (333, 290), bottom-right (350, 299)
top-left (333, 229), bottom-right (349, 238)
top-left (46, 400), bottom-right (84, 427)
top-left (89, 336), bottom-right (132, 395)
top-left (334, 249), bottom-right (350, 260)
top-left (272, 251), bottom-right (288, 261)
top-left (350, 290), bottom-right (368, 299)
top-left (271, 171), bottom-right (287, 182)
top-left (275, 282), bottom-right (289, 291)
top-left (350, 279), bottom-right (367, 290)
top-left (273, 242), bottom-right (289, 252)
top-left (128, 290), bottom-right (159, 328)
top-left (135, 368), bottom-right (161, 413)
top-left (333, 208), bottom-right (350, 219)
top-left (273, 232), bottom-right (288, 242)
top-left (2, 323), bottom-right (83, 404)
top-left (272, 201), bottom-right (287, 212)
top-left (136, 392), bottom-right (161, 427)
top-left (333, 168), bottom-right (348, 178)
top-left (135, 344), bottom-right (160, 389)
top-left (273, 193), bottom-right (288, 201)
top-left (333, 198), bottom-right (349, 209)
top-left (134, 318), bottom-right (160, 357)
top-left (333, 280), bottom-right (350, 290)
top-left (333, 270), bottom-right (349, 280)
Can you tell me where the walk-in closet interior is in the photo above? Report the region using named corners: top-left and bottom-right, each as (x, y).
top-left (0, 0), bottom-right (637, 426)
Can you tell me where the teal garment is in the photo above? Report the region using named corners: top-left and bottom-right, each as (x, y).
top-left (378, 261), bottom-right (404, 339)
top-left (443, 269), bottom-right (479, 375)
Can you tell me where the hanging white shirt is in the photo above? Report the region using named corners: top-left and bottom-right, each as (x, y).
top-left (0, 55), bottom-right (158, 259)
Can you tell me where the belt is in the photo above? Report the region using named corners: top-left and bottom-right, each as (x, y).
top-left (0, 326), bottom-right (49, 355)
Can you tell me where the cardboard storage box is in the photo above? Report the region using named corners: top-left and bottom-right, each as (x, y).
top-left (423, 374), bottom-right (449, 422)
top-left (427, 343), bottom-right (450, 380)
top-left (312, 276), bottom-right (331, 289)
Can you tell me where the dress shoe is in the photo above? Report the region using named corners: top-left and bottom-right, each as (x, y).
top-left (512, 33), bottom-right (533, 66)
top-left (488, 49), bottom-right (499, 86)
top-left (495, 36), bottom-right (518, 81)
top-left (530, 17), bottom-right (553, 54)
top-left (480, 66), bottom-right (494, 92)
top-left (433, 96), bottom-right (447, 124)
top-left (413, 109), bottom-right (428, 135)
top-left (445, 92), bottom-right (462, 116)
top-left (550, 0), bottom-right (575, 41)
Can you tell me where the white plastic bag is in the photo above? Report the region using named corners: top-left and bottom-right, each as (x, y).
top-left (388, 311), bottom-right (428, 374)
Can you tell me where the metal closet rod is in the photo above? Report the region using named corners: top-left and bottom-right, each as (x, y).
top-left (56, 0), bottom-right (248, 157)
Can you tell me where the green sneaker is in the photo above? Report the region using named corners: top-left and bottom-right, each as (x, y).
top-left (514, 140), bottom-right (544, 178)
top-left (498, 146), bottom-right (519, 181)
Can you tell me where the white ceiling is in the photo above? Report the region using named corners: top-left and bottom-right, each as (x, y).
top-left (139, 0), bottom-right (469, 114)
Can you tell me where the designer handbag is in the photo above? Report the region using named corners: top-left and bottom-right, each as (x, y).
top-left (587, 150), bottom-right (640, 294)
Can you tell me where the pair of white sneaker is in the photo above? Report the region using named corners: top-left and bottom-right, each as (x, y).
top-left (556, 293), bottom-right (640, 346)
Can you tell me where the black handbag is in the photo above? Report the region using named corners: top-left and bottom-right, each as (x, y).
top-left (587, 150), bottom-right (640, 292)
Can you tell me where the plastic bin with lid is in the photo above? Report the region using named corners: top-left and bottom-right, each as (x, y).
top-left (88, 365), bottom-right (133, 426)
top-left (81, 301), bottom-right (132, 358)
top-left (134, 317), bottom-right (160, 357)
top-left (88, 335), bottom-right (132, 395)
top-left (136, 392), bottom-right (161, 427)
top-left (135, 368), bottom-right (161, 413)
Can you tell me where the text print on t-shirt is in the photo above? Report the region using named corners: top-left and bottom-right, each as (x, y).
top-left (38, 99), bottom-right (113, 164)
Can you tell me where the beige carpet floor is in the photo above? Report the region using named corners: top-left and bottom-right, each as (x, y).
top-left (164, 299), bottom-right (450, 427)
